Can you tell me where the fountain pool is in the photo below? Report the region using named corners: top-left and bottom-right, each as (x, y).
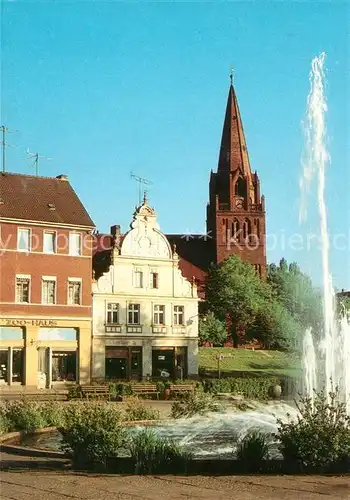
top-left (19, 401), bottom-right (298, 459)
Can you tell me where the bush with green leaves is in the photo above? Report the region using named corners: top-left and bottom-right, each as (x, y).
top-left (128, 428), bottom-right (192, 473)
top-left (0, 400), bottom-right (65, 434)
top-left (200, 376), bottom-right (281, 400)
top-left (123, 397), bottom-right (160, 421)
top-left (60, 402), bottom-right (127, 470)
top-left (277, 389), bottom-right (350, 472)
top-left (235, 430), bottom-right (271, 471)
top-left (109, 382), bottom-right (134, 399)
top-left (171, 391), bottom-right (222, 419)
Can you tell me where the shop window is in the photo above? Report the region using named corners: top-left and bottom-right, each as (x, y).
top-left (38, 328), bottom-right (77, 341)
top-left (128, 303), bottom-right (140, 324)
top-left (69, 232), bottom-right (81, 256)
top-left (68, 280), bottom-right (81, 305)
top-left (106, 303), bottom-right (119, 324)
top-left (105, 347), bottom-right (128, 380)
top-left (153, 305), bottom-right (165, 325)
top-left (42, 278), bottom-right (56, 304)
top-left (152, 349), bottom-right (174, 378)
top-left (17, 228), bottom-right (30, 251)
top-left (52, 351), bottom-right (77, 382)
top-left (173, 305), bottom-right (184, 325)
top-left (43, 232), bottom-right (56, 253)
top-left (0, 327), bottom-right (24, 341)
top-left (12, 349), bottom-right (24, 383)
top-left (16, 277), bottom-right (30, 303)
top-left (0, 350), bottom-right (8, 384)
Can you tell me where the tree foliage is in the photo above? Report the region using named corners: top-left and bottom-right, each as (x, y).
top-left (206, 255), bottom-right (269, 341)
top-left (267, 258), bottom-right (323, 333)
top-left (199, 312), bottom-right (227, 346)
top-left (204, 255), bottom-right (321, 351)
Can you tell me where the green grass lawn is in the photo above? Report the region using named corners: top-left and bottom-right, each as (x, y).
top-left (199, 347), bottom-right (300, 378)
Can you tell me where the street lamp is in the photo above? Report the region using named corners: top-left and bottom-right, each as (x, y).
top-left (216, 354), bottom-right (225, 379)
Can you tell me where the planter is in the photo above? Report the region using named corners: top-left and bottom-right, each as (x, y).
top-left (268, 384), bottom-right (282, 399)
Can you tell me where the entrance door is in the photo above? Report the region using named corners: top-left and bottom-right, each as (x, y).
top-left (105, 357), bottom-right (127, 379)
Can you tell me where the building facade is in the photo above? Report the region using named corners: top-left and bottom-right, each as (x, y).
top-left (0, 172), bottom-right (95, 388)
top-left (167, 81), bottom-right (267, 283)
top-left (92, 198), bottom-right (199, 381)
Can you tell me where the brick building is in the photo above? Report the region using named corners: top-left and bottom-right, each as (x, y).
top-left (0, 172), bottom-right (95, 388)
top-left (167, 81), bottom-right (267, 291)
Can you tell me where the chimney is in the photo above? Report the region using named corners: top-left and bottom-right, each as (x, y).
top-left (56, 174), bottom-right (68, 181)
top-left (111, 225), bottom-right (121, 237)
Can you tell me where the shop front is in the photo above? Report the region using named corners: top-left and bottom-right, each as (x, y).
top-left (0, 318), bottom-right (91, 388)
top-left (151, 347), bottom-right (188, 379)
top-left (105, 346), bottom-right (142, 380)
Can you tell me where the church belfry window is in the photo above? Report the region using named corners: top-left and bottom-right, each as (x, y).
top-left (235, 177), bottom-right (246, 198)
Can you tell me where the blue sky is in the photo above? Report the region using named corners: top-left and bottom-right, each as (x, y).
top-left (1, 1), bottom-right (349, 289)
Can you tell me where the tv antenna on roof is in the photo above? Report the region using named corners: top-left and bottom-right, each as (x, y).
top-left (26, 149), bottom-right (53, 176)
top-left (130, 172), bottom-right (153, 205)
top-left (1, 125), bottom-right (18, 173)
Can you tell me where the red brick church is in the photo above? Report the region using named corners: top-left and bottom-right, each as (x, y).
top-left (167, 81), bottom-right (266, 295)
top-left (94, 81), bottom-right (267, 295)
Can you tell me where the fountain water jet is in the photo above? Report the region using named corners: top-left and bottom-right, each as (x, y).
top-left (300, 52), bottom-right (350, 412)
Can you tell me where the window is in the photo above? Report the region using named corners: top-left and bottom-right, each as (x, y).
top-left (173, 305), bottom-right (184, 326)
top-left (107, 303), bottom-right (119, 324)
top-left (153, 305), bottom-right (165, 325)
top-left (17, 228), bottom-right (30, 252)
top-left (43, 232), bottom-right (56, 253)
top-left (42, 279), bottom-right (56, 304)
top-left (128, 303), bottom-right (140, 324)
top-left (69, 233), bottom-right (81, 256)
top-left (134, 269), bottom-right (143, 288)
top-left (68, 280), bottom-right (81, 305)
top-left (16, 277), bottom-right (30, 303)
top-left (150, 271), bottom-right (159, 289)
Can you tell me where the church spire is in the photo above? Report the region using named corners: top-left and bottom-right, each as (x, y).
top-left (218, 81), bottom-right (252, 179)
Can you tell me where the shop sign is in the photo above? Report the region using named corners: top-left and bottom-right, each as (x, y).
top-left (2, 319), bottom-right (58, 327)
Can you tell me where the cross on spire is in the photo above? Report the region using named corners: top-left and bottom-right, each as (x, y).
top-left (230, 67), bottom-right (234, 86)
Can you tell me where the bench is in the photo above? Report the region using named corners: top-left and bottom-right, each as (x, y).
top-left (81, 385), bottom-right (110, 400)
top-left (132, 384), bottom-right (159, 400)
top-left (170, 384), bottom-right (195, 397)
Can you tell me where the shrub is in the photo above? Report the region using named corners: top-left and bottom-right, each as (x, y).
top-left (128, 428), bottom-right (192, 474)
top-left (60, 402), bottom-right (127, 470)
top-left (0, 400), bottom-right (65, 433)
top-left (277, 389), bottom-right (350, 472)
top-left (201, 376), bottom-right (281, 400)
top-left (1, 400), bottom-right (47, 434)
top-left (109, 382), bottom-right (133, 399)
top-left (67, 386), bottom-right (82, 400)
top-left (171, 391), bottom-right (222, 419)
top-left (123, 397), bottom-right (160, 421)
top-left (0, 412), bottom-right (10, 435)
top-left (236, 431), bottom-right (271, 471)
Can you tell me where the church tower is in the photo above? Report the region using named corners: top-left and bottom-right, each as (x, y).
top-left (206, 81), bottom-right (267, 276)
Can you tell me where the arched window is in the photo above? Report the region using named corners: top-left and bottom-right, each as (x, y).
top-left (243, 218), bottom-right (251, 241)
top-left (235, 177), bottom-right (246, 197)
top-left (232, 218), bottom-right (240, 240)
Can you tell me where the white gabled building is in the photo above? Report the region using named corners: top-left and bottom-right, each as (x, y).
top-left (92, 197), bottom-right (199, 380)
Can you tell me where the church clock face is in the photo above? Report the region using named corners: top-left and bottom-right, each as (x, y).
top-left (235, 199), bottom-right (244, 209)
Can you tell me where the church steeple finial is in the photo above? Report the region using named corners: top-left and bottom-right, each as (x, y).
top-left (229, 67), bottom-right (234, 86)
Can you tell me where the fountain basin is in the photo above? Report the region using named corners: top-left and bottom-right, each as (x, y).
top-left (5, 401), bottom-right (298, 460)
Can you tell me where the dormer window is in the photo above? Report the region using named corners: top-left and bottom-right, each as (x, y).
top-left (47, 203), bottom-right (56, 211)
